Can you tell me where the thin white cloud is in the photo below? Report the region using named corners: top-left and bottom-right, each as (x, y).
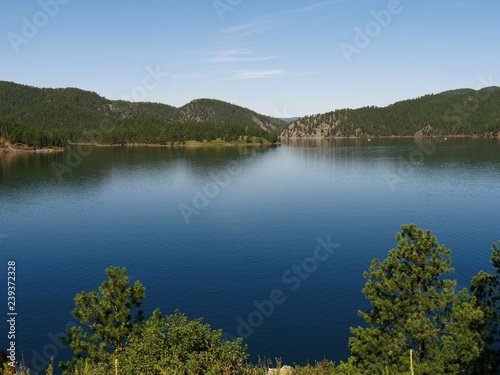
top-left (222, 21), bottom-right (270, 35)
top-left (221, 69), bottom-right (285, 80)
top-left (287, 0), bottom-right (349, 15)
top-left (206, 49), bottom-right (276, 64)
top-left (206, 1), bottom-right (343, 81)
top-left (219, 18), bottom-right (279, 43)
top-left (218, 0), bottom-right (346, 42)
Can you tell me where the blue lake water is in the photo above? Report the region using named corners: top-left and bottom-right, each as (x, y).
top-left (0, 138), bottom-right (499, 372)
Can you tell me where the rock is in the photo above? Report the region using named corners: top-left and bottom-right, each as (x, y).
top-left (268, 365), bottom-right (293, 375)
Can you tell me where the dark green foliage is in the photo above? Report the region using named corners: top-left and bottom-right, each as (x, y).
top-left (349, 224), bottom-right (484, 374)
top-left (282, 87), bottom-right (500, 138)
top-left (0, 120), bottom-right (66, 148)
top-left (119, 309), bottom-right (248, 374)
top-left (470, 242), bottom-right (500, 374)
top-left (60, 267), bottom-right (146, 372)
top-left (0, 81), bottom-right (286, 148)
top-left (178, 98), bottom-right (286, 131)
top-left (9, 227), bottom-right (498, 374)
top-left (61, 266), bottom-right (248, 375)
top-left (268, 132), bottom-right (279, 143)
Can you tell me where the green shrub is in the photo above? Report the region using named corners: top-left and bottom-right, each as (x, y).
top-left (117, 309), bottom-right (247, 374)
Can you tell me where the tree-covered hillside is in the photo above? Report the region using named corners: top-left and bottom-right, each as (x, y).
top-left (282, 87), bottom-right (500, 138)
top-left (178, 98), bottom-right (286, 131)
top-left (0, 81), bottom-right (284, 148)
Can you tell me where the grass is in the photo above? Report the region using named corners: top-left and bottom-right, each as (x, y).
top-left (71, 136), bottom-right (278, 149)
top-left (1, 357), bottom-right (416, 375)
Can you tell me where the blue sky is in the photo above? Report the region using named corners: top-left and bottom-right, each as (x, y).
top-left (1, 0), bottom-right (499, 117)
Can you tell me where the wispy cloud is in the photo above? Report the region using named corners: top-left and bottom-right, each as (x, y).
top-left (206, 49), bottom-right (276, 64)
top-left (222, 20), bottom-right (272, 35)
top-left (216, 0), bottom-right (346, 44)
top-left (219, 19), bottom-right (279, 43)
top-left (206, 1), bottom-right (342, 81)
top-left (221, 1), bottom-right (344, 36)
top-left (286, 0), bottom-right (349, 15)
top-left (221, 69), bottom-right (285, 80)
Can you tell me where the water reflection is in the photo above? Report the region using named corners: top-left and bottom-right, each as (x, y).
top-left (0, 145), bottom-right (279, 191)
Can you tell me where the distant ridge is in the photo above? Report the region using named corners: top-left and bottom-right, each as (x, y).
top-left (280, 117), bottom-right (300, 124)
top-left (439, 88), bottom-right (475, 95)
top-left (0, 81), bottom-right (287, 133)
top-left (282, 87), bottom-right (500, 139)
top-left (0, 81), bottom-right (285, 148)
top-left (2, 81), bottom-right (499, 144)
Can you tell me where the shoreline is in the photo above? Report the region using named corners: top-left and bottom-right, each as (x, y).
top-left (68, 140), bottom-right (280, 148)
top-left (0, 137), bottom-right (65, 154)
top-left (57, 134), bottom-right (500, 149)
top-left (1, 134), bottom-right (497, 155)
top-left (281, 134), bottom-right (499, 140)
top-left (0, 148), bottom-right (65, 154)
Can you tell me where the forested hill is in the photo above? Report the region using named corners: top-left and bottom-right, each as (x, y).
top-left (177, 98), bottom-right (286, 131)
top-left (281, 87), bottom-right (500, 138)
top-left (0, 81), bottom-right (285, 148)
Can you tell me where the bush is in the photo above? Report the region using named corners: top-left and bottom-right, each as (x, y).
top-left (118, 309), bottom-right (247, 374)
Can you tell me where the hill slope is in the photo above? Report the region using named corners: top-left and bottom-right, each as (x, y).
top-left (281, 87), bottom-right (500, 138)
top-left (0, 81), bottom-right (286, 133)
top-left (178, 99), bottom-right (285, 131)
top-left (0, 81), bottom-right (285, 147)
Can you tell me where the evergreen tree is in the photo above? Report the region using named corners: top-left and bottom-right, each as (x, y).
top-left (470, 242), bottom-right (500, 374)
top-left (349, 224), bottom-right (484, 374)
top-left (60, 266), bottom-right (145, 373)
top-left (118, 309), bottom-right (248, 374)
top-left (269, 132), bottom-right (278, 144)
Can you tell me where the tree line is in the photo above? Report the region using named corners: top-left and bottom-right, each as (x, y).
top-left (283, 87), bottom-right (500, 138)
top-left (0, 119), bottom-right (279, 149)
top-left (2, 224), bottom-right (497, 374)
top-left (0, 81), bottom-right (284, 149)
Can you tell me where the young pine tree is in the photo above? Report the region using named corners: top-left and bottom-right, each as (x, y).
top-left (60, 266), bottom-right (145, 373)
top-left (349, 224), bottom-right (484, 374)
top-left (470, 242), bottom-right (500, 374)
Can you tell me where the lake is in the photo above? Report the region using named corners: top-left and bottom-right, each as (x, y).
top-left (1, 138), bottom-right (499, 372)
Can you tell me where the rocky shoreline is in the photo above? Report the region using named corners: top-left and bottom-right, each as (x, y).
top-left (0, 138), bottom-right (64, 154)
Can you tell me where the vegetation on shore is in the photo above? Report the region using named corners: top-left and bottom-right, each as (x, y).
top-left (2, 225), bottom-right (498, 374)
top-left (282, 87), bottom-right (500, 139)
top-left (2, 81), bottom-right (500, 153)
top-left (0, 81), bottom-right (283, 150)
top-left (0, 118), bottom-right (279, 151)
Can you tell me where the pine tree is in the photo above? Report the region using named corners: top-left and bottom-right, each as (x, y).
top-left (60, 266), bottom-right (145, 373)
top-left (349, 224), bottom-right (484, 374)
top-left (470, 242), bottom-right (500, 374)
top-left (269, 132), bottom-right (278, 144)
